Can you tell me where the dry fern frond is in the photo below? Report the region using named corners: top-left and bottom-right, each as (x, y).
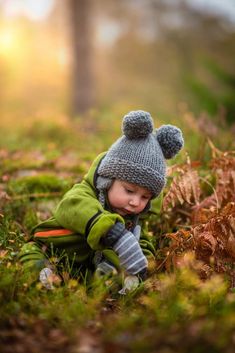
top-left (158, 142), bottom-right (235, 285)
top-left (220, 202), bottom-right (235, 216)
top-left (154, 230), bottom-right (194, 273)
top-left (191, 205), bottom-right (218, 225)
top-left (194, 231), bottom-right (217, 258)
top-left (227, 230), bottom-right (235, 258)
top-left (209, 141), bottom-right (235, 206)
top-left (163, 167), bottom-right (201, 210)
top-left (198, 263), bottom-right (213, 280)
top-left (191, 146), bottom-right (235, 222)
top-left (214, 169), bottom-right (235, 206)
top-left (166, 228), bottom-right (192, 244)
top-left (157, 201), bottom-right (235, 284)
top-left (164, 153), bottom-right (201, 211)
top-left (192, 202), bottom-right (235, 264)
top-left (210, 153), bottom-right (235, 172)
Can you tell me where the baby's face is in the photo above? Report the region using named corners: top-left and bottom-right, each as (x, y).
top-left (107, 180), bottom-right (152, 216)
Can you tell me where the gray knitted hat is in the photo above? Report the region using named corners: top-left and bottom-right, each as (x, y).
top-left (97, 110), bottom-right (184, 198)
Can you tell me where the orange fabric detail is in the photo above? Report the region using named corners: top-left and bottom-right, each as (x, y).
top-left (34, 229), bottom-right (74, 238)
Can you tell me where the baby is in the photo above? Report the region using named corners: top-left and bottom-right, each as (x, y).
top-left (19, 110), bottom-right (184, 289)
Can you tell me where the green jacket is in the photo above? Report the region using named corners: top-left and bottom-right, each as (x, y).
top-left (21, 152), bottom-right (158, 270)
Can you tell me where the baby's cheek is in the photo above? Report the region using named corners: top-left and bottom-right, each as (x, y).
top-left (141, 200), bottom-right (149, 210)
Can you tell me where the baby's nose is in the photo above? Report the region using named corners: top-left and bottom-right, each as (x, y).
top-left (129, 196), bottom-right (140, 207)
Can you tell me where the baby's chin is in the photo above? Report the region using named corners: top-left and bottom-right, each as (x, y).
top-left (114, 208), bottom-right (135, 216)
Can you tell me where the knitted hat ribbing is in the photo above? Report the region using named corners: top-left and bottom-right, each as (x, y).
top-left (97, 110), bottom-right (184, 198)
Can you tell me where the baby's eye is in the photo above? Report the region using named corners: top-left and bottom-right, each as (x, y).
top-left (142, 195), bottom-right (150, 200)
top-left (125, 188), bottom-right (134, 194)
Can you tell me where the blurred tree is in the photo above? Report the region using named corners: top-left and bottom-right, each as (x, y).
top-left (68, 0), bottom-right (94, 116)
top-left (92, 0), bottom-right (234, 114)
top-left (187, 61), bottom-right (235, 125)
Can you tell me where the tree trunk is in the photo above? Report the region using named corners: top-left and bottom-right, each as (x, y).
top-left (68, 0), bottom-right (94, 116)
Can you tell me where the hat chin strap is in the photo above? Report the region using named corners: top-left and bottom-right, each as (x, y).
top-left (98, 189), bottom-right (106, 208)
top-left (96, 175), bottom-right (113, 208)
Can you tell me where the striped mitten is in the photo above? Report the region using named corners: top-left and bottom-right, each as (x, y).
top-left (104, 222), bottom-right (148, 276)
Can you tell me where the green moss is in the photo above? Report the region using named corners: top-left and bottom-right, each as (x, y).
top-left (23, 208), bottom-right (38, 230)
top-left (7, 174), bottom-right (72, 195)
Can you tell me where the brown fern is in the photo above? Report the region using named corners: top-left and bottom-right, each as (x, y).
top-left (157, 229), bottom-right (195, 272)
top-left (158, 142), bottom-right (235, 285)
top-left (191, 143), bottom-right (235, 224)
top-left (208, 141), bottom-right (235, 204)
top-left (192, 169), bottom-right (235, 224)
top-left (163, 159), bottom-right (201, 210)
top-left (190, 201), bottom-right (235, 286)
top-left (158, 202), bottom-right (235, 283)
top-left (194, 230), bottom-right (217, 258)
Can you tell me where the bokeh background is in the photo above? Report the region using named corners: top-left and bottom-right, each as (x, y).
top-left (0, 0), bottom-right (234, 157)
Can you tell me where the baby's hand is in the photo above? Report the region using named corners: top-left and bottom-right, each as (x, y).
top-left (113, 230), bottom-right (148, 275)
top-left (105, 222), bottom-right (148, 276)
top-left (118, 275), bottom-right (139, 295)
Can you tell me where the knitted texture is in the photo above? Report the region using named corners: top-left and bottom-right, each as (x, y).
top-left (113, 230), bottom-right (148, 275)
top-left (96, 176), bottom-right (113, 207)
top-left (104, 222), bottom-right (147, 275)
top-left (156, 125), bottom-right (184, 159)
top-left (98, 110), bottom-right (184, 197)
top-left (104, 222), bottom-right (126, 247)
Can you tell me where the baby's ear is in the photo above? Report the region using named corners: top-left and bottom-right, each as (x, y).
top-left (155, 125), bottom-right (184, 159)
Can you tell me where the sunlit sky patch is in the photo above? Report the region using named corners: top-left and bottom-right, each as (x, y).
top-left (0, 0), bottom-right (234, 25)
top-left (186, 0), bottom-right (235, 24)
top-left (0, 0), bottom-right (55, 21)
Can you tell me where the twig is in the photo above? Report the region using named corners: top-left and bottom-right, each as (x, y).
top-left (154, 249), bottom-right (176, 273)
top-left (174, 224), bottom-right (192, 229)
top-left (199, 176), bottom-right (220, 212)
top-left (176, 209), bottom-right (192, 217)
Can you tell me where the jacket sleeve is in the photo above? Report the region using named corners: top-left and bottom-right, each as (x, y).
top-left (54, 179), bottom-right (124, 251)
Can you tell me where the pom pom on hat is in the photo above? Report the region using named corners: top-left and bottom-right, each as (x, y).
top-left (122, 110), bottom-right (153, 139)
top-left (155, 124), bottom-right (184, 159)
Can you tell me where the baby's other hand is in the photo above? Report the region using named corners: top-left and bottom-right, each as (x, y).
top-left (118, 275), bottom-right (139, 295)
top-left (39, 267), bottom-right (61, 290)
